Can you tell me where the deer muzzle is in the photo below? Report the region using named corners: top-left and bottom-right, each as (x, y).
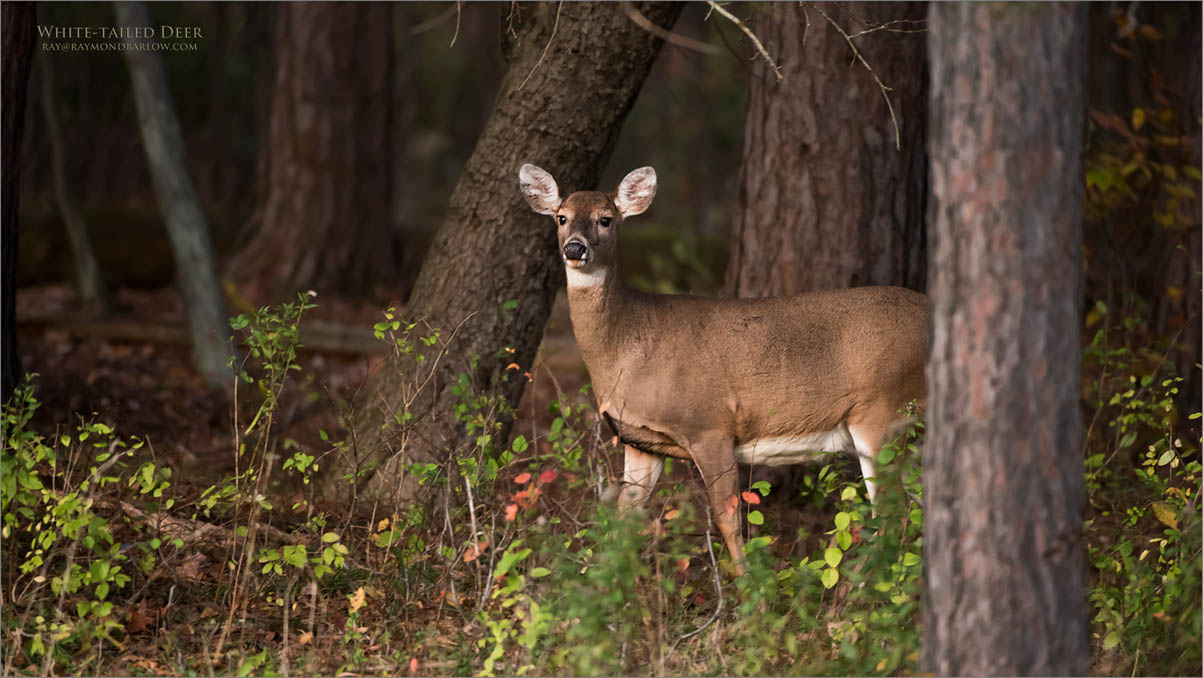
top-left (562, 239), bottom-right (589, 265)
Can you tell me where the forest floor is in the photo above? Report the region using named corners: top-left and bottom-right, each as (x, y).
top-left (8, 283), bottom-right (1199, 677)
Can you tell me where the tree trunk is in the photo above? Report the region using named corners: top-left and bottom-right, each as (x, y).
top-left (725, 1), bottom-right (928, 298)
top-left (326, 2), bottom-right (684, 509)
top-left (115, 1), bottom-right (231, 390)
top-left (38, 49), bottom-right (108, 311)
top-left (922, 4), bottom-right (1089, 675)
top-left (1, 1), bottom-right (35, 402)
top-left (229, 3), bottom-right (395, 303)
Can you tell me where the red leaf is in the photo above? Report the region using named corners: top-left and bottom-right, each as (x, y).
top-left (410, 657), bottom-right (420, 674)
top-left (538, 469), bottom-right (559, 484)
top-left (504, 504), bottom-right (518, 521)
top-left (505, 363), bottom-right (520, 371)
top-left (464, 540), bottom-right (489, 563)
top-left (664, 508), bottom-right (679, 520)
top-left (513, 472), bottom-right (532, 485)
top-left (741, 490), bottom-right (761, 505)
top-left (676, 557), bottom-right (690, 573)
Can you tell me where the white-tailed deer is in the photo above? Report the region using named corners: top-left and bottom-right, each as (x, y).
top-left (519, 164), bottom-right (926, 574)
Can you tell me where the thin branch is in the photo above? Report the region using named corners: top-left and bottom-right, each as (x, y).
top-left (846, 18), bottom-right (927, 40)
top-left (449, 1), bottom-right (462, 48)
top-left (678, 509), bottom-right (724, 641)
top-left (812, 4), bottom-right (901, 150)
top-left (622, 2), bottom-right (720, 55)
top-left (705, 1), bottom-right (782, 81)
top-left (406, 4), bottom-right (457, 37)
top-left (518, 1), bottom-right (563, 90)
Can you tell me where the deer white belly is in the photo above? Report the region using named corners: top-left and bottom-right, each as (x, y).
top-left (734, 425), bottom-right (855, 466)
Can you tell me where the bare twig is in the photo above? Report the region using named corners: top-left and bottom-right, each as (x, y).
top-left (846, 18), bottom-right (927, 40)
top-left (812, 4), bottom-right (901, 150)
top-left (678, 509), bottom-right (724, 641)
top-left (407, 4), bottom-right (457, 37)
top-left (449, 1), bottom-right (462, 47)
top-left (705, 1), bottom-right (782, 81)
top-left (622, 2), bottom-right (720, 55)
top-left (518, 1), bottom-right (563, 90)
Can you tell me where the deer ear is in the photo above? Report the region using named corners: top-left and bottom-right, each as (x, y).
top-left (613, 167), bottom-right (656, 217)
top-left (519, 164), bottom-right (562, 216)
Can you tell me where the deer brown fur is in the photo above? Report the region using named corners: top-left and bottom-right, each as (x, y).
top-left (519, 163), bottom-right (926, 574)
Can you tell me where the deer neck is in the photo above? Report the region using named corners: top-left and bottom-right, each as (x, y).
top-left (564, 263), bottom-right (633, 374)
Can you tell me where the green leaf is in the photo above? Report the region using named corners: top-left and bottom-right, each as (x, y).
top-left (824, 547), bottom-right (843, 568)
top-left (747, 510), bottom-right (764, 525)
top-left (821, 567), bottom-right (839, 589)
top-left (512, 435), bottom-right (529, 454)
top-left (834, 511), bottom-right (851, 531)
top-left (902, 552), bottom-right (921, 567)
top-left (529, 567), bottom-right (551, 579)
top-left (1157, 449), bottom-right (1175, 466)
top-left (877, 446), bottom-right (896, 465)
top-left (321, 532), bottom-right (340, 543)
top-left (836, 529), bottom-right (852, 550)
top-left (1102, 630), bottom-right (1120, 650)
top-left (751, 480), bottom-right (771, 496)
top-left (840, 486), bottom-right (858, 501)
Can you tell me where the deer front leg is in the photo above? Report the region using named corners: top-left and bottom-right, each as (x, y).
top-left (617, 445), bottom-right (664, 513)
top-left (690, 436), bottom-right (746, 577)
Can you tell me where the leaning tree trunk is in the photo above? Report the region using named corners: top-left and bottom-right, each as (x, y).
top-left (229, 3), bottom-right (395, 303)
top-left (39, 49), bottom-right (108, 311)
top-left (725, 1), bottom-right (928, 298)
top-left (116, 1), bottom-right (230, 390)
top-left (922, 3), bottom-right (1089, 675)
top-left (326, 2), bottom-right (684, 510)
top-left (1, 2), bottom-right (35, 402)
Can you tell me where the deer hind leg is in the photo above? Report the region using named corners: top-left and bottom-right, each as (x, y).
top-left (849, 406), bottom-right (915, 504)
top-left (617, 445), bottom-right (664, 513)
top-left (689, 435), bottom-right (746, 576)
top-left (848, 424), bottom-right (885, 504)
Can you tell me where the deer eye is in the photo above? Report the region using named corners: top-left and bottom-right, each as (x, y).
top-left (557, 215), bottom-right (567, 225)
top-left (599, 216), bottom-right (612, 227)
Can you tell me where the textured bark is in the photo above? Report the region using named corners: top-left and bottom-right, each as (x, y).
top-left (230, 3), bottom-right (395, 303)
top-left (1, 2), bottom-right (34, 401)
top-left (116, 1), bottom-right (230, 389)
top-left (726, 1), bottom-right (928, 298)
top-left (327, 2), bottom-right (684, 508)
top-left (922, 4), bottom-right (1089, 675)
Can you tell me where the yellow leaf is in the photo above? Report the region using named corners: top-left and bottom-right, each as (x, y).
top-left (1167, 286), bottom-right (1183, 302)
top-left (1151, 501), bottom-right (1178, 530)
top-left (349, 586), bottom-right (367, 614)
top-left (376, 518), bottom-right (390, 532)
top-left (1132, 107), bottom-right (1146, 131)
top-left (876, 658), bottom-right (888, 672)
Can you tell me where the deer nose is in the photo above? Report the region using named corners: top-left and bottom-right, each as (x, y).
top-left (562, 240), bottom-right (588, 261)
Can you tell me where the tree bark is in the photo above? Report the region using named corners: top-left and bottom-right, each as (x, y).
top-left (326, 2), bottom-right (684, 509)
top-left (725, 1), bottom-right (928, 298)
top-left (922, 4), bottom-right (1089, 675)
top-left (115, 1), bottom-right (230, 390)
top-left (229, 3), bottom-right (395, 303)
top-left (1, 2), bottom-right (35, 402)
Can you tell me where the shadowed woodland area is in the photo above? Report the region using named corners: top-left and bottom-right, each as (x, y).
top-left (1, 2), bottom-right (1200, 676)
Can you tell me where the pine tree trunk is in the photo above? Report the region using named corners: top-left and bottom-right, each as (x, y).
top-left (325, 2), bottom-right (684, 510)
top-left (922, 4), bottom-right (1090, 675)
top-left (1, 1), bottom-right (35, 401)
top-left (725, 1), bottom-right (928, 298)
top-left (229, 3), bottom-right (395, 303)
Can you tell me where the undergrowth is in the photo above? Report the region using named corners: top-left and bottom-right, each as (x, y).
top-left (2, 291), bottom-right (1199, 676)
